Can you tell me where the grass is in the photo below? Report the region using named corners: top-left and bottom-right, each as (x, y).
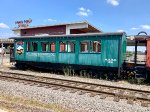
top-left (0, 94), bottom-right (77, 112)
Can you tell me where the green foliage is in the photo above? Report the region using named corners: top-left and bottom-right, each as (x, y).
top-left (126, 51), bottom-right (133, 58)
top-left (136, 78), bottom-right (145, 84)
top-left (63, 66), bottom-right (75, 76)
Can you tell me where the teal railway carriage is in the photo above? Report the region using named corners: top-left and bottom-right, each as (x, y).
top-left (11, 32), bottom-right (126, 78)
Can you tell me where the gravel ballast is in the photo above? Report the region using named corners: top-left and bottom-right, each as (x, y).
top-left (1, 67), bottom-right (150, 92)
top-left (0, 79), bottom-right (149, 112)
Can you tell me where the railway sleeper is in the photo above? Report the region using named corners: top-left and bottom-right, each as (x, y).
top-left (100, 95), bottom-right (107, 99)
top-left (52, 87), bottom-right (61, 90)
top-left (113, 97), bottom-right (120, 102)
top-left (69, 89), bottom-right (78, 93)
top-left (141, 102), bottom-right (149, 107)
top-left (89, 92), bottom-right (99, 97)
top-left (127, 99), bottom-right (134, 105)
top-left (78, 91), bottom-right (87, 95)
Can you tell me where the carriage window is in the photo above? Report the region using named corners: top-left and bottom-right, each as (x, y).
top-left (80, 40), bottom-right (101, 53)
top-left (50, 42), bottom-right (56, 52)
top-left (91, 41), bottom-right (101, 53)
top-left (68, 42), bottom-right (75, 52)
top-left (41, 42), bottom-right (48, 51)
top-left (60, 41), bottom-right (75, 52)
top-left (60, 42), bottom-right (67, 52)
top-left (32, 42), bottom-right (38, 51)
top-left (80, 41), bottom-right (89, 52)
top-left (26, 42), bottom-right (32, 52)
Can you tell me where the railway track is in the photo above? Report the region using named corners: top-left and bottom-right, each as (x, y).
top-left (0, 71), bottom-right (149, 107)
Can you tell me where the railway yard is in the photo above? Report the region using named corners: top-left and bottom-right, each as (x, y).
top-left (0, 55), bottom-right (149, 112)
top-left (1, 0), bottom-right (150, 112)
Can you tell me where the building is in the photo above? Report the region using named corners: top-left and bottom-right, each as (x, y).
top-left (0, 39), bottom-right (14, 53)
top-left (12, 21), bottom-right (102, 36)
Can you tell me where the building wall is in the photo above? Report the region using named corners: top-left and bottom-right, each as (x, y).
top-left (70, 29), bottom-right (85, 34)
top-left (21, 25), bottom-right (66, 36)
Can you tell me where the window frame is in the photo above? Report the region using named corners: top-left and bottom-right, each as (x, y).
top-left (49, 42), bottom-right (56, 52)
top-left (91, 40), bottom-right (101, 53)
top-left (59, 41), bottom-right (75, 53)
top-left (80, 40), bottom-right (101, 53)
top-left (32, 42), bottom-right (38, 52)
top-left (26, 42), bottom-right (32, 52)
top-left (80, 40), bottom-right (90, 53)
top-left (41, 42), bottom-right (49, 52)
top-left (67, 41), bottom-right (75, 53)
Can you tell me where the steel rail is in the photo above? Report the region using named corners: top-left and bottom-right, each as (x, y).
top-left (0, 71), bottom-right (149, 103)
top-left (0, 71), bottom-right (150, 94)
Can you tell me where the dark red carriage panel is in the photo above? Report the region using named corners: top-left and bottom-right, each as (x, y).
top-left (146, 39), bottom-right (150, 67)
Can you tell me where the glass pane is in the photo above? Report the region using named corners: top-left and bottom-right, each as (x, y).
top-left (50, 42), bottom-right (55, 52)
top-left (32, 42), bottom-right (38, 51)
top-left (68, 42), bottom-right (75, 52)
top-left (27, 42), bottom-right (31, 51)
top-left (26, 42), bottom-right (29, 51)
top-left (41, 42), bottom-right (48, 51)
top-left (60, 42), bottom-right (66, 52)
top-left (92, 41), bottom-right (101, 52)
top-left (80, 41), bottom-right (89, 52)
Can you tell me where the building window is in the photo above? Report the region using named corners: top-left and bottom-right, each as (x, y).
top-left (91, 41), bottom-right (101, 53)
top-left (80, 41), bottom-right (89, 52)
top-left (26, 42), bottom-right (32, 52)
top-left (41, 42), bottom-right (48, 51)
top-left (32, 42), bottom-right (38, 51)
top-left (50, 42), bottom-right (56, 52)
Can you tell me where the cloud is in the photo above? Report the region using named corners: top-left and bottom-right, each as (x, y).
top-left (0, 23), bottom-right (9, 29)
top-left (140, 25), bottom-right (150, 30)
top-left (117, 29), bottom-right (124, 32)
top-left (131, 27), bottom-right (139, 30)
top-left (107, 0), bottom-right (120, 6)
top-left (48, 18), bottom-right (57, 22)
top-left (76, 7), bottom-right (92, 17)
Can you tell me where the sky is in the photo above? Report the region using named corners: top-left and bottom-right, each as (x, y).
top-left (0, 0), bottom-right (150, 39)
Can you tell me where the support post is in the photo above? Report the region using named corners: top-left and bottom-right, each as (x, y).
top-left (1, 43), bottom-right (4, 66)
top-left (134, 41), bottom-right (137, 65)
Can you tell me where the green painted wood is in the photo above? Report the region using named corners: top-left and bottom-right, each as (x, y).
top-left (14, 33), bottom-right (126, 68)
top-left (59, 53), bottom-right (75, 64)
top-left (39, 53), bottom-right (56, 62)
top-left (78, 54), bottom-right (101, 66)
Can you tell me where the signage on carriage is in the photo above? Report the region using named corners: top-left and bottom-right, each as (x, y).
top-left (16, 41), bottom-right (24, 55)
top-left (15, 18), bottom-right (32, 28)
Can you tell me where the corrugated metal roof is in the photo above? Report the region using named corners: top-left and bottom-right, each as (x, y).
top-left (10, 32), bottom-right (125, 39)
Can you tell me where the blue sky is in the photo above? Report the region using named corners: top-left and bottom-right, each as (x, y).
top-left (0, 0), bottom-right (150, 38)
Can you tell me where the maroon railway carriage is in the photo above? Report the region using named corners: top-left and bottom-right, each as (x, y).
top-left (126, 32), bottom-right (150, 80)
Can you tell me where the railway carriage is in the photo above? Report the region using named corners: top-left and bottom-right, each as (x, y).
top-left (11, 32), bottom-right (126, 79)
